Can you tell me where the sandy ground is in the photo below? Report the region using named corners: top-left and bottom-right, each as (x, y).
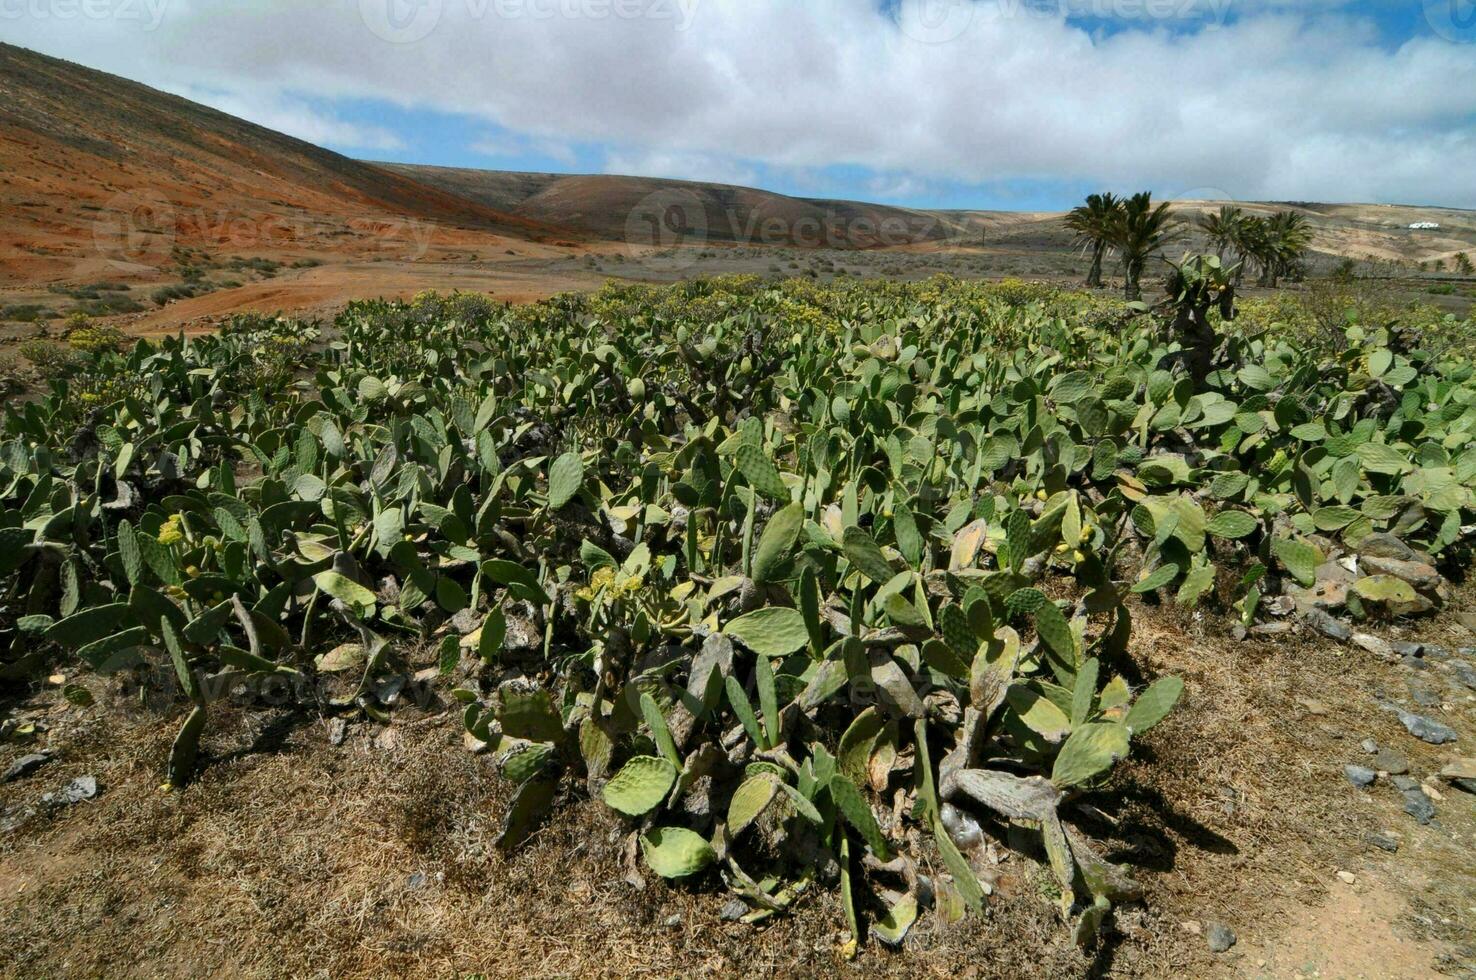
top-left (4, 242), bottom-right (1466, 352)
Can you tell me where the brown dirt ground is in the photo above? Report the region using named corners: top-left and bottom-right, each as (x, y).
top-left (2, 593), bottom-right (1473, 979)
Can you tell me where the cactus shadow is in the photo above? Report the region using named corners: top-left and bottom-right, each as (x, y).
top-left (209, 707), bottom-right (319, 766)
top-left (1077, 778), bottom-right (1240, 876)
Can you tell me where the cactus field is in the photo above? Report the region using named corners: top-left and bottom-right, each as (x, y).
top-left (3, 272), bottom-right (1476, 967)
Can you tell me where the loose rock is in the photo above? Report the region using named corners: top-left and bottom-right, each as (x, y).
top-left (1343, 764), bottom-right (1377, 788)
top-left (1301, 608), bottom-right (1352, 642)
top-left (1438, 758), bottom-right (1476, 795)
top-left (1360, 738), bottom-right (1379, 755)
top-left (1407, 681), bottom-right (1441, 708)
top-left (1, 752), bottom-right (51, 783)
top-left (1399, 785), bottom-right (1436, 824)
top-left (1359, 556), bottom-right (1442, 593)
top-left (41, 775), bottom-right (98, 807)
top-left (1263, 596), bottom-right (1296, 617)
top-left (1287, 579), bottom-right (1350, 613)
top-left (1396, 710), bottom-right (1459, 745)
top-left (1451, 660), bottom-right (1476, 691)
top-left (1205, 922), bottom-right (1237, 953)
top-left (1357, 533), bottom-right (1421, 563)
top-left (1251, 622), bottom-right (1293, 637)
top-left (1373, 748), bottom-right (1409, 775)
top-left (1352, 633), bottom-right (1395, 661)
top-left (447, 607), bottom-right (482, 635)
top-left (1366, 830), bottom-right (1401, 853)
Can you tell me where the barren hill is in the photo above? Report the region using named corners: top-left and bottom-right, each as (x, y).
top-left (0, 43), bottom-right (559, 287)
top-left (376, 163), bottom-right (968, 249)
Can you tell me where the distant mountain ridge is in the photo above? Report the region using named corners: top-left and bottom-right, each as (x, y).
top-left (373, 163), bottom-right (970, 248)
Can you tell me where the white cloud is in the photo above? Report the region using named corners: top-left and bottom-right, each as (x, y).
top-left (3, 0), bottom-right (1474, 206)
top-left (470, 132), bottom-right (577, 164)
top-left (164, 84), bottom-right (406, 151)
top-left (866, 173), bottom-right (934, 201)
top-left (601, 149), bottom-right (759, 189)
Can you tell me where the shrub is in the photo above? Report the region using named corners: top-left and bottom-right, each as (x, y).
top-left (152, 283), bottom-right (203, 307)
top-left (18, 339), bottom-right (82, 379)
top-left (2, 304), bottom-right (54, 323)
top-left (66, 323), bottom-right (129, 355)
top-left (0, 354), bottom-right (29, 396)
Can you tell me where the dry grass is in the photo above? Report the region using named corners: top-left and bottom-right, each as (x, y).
top-left (1, 598), bottom-right (1472, 979)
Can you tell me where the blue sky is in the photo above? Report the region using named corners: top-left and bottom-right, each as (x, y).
top-left (4, 0), bottom-right (1475, 210)
top-left (288, 95), bottom-right (1100, 210)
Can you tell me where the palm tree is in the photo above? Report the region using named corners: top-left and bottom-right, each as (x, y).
top-left (1064, 192), bottom-right (1122, 289)
top-left (1228, 215), bottom-right (1266, 287)
top-left (1108, 192), bottom-right (1178, 301)
top-left (1198, 205), bottom-right (1243, 262)
top-left (1257, 211), bottom-right (1313, 287)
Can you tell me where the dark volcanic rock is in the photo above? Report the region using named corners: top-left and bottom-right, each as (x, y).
top-left (1396, 710), bottom-right (1458, 745)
